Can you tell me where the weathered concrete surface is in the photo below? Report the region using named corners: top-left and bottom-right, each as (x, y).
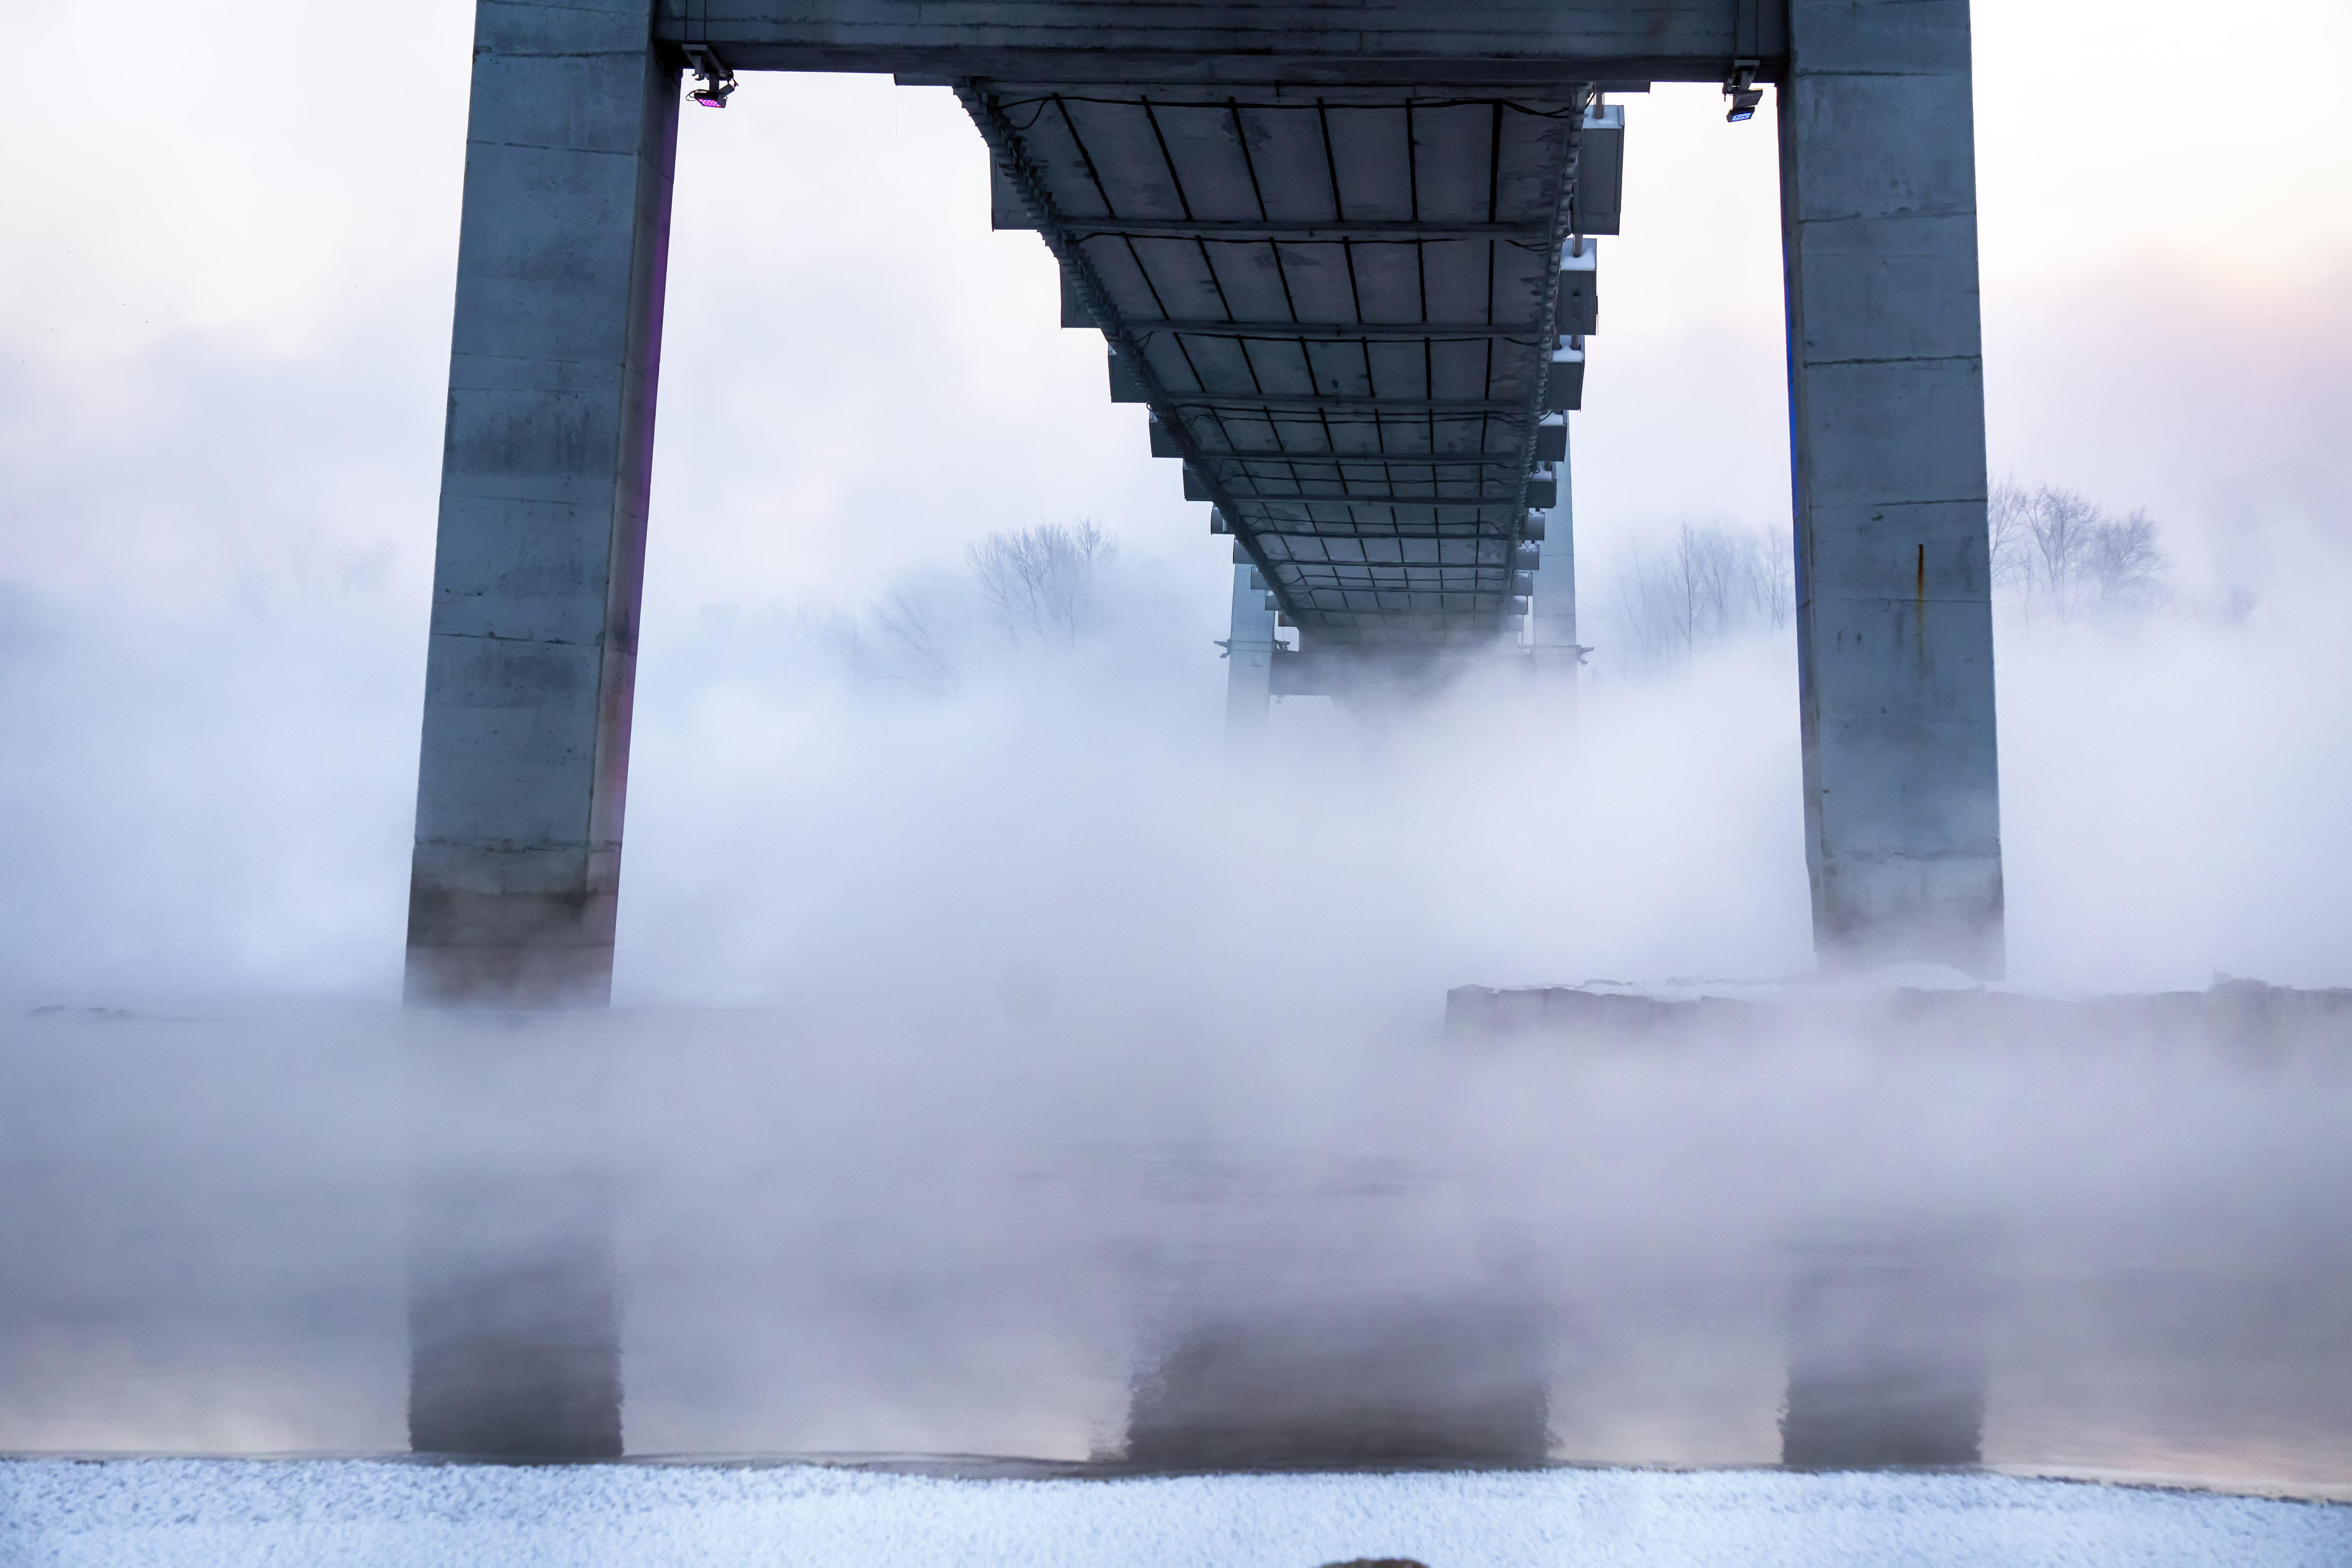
top-left (1225, 563), bottom-right (1277, 743)
top-left (405, 0), bottom-right (681, 1009)
top-left (1778, 0), bottom-right (2004, 976)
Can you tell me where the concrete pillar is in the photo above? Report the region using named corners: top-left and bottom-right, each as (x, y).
top-left (1528, 448), bottom-right (1581, 691)
top-left (1225, 564), bottom-right (1276, 743)
top-left (1778, 0), bottom-right (2004, 977)
top-left (405, 0), bottom-right (680, 1009)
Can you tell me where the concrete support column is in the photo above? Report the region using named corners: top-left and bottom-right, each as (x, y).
top-left (405, 0), bottom-right (680, 1008)
top-left (1528, 449), bottom-right (1581, 691)
top-left (1225, 564), bottom-right (1277, 743)
top-left (1778, 0), bottom-right (2004, 976)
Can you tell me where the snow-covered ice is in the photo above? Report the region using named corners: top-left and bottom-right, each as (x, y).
top-left (3, 1461), bottom-right (2346, 1568)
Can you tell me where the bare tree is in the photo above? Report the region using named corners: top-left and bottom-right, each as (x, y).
top-left (2083, 508), bottom-right (2165, 608)
top-left (1988, 477), bottom-right (2033, 593)
top-left (967, 521), bottom-right (1118, 646)
top-left (868, 569), bottom-right (970, 688)
top-left (1988, 479), bottom-right (2169, 623)
top-left (2027, 486), bottom-right (2103, 622)
top-left (1608, 522), bottom-right (1792, 671)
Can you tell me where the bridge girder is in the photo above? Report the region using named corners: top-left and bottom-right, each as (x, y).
top-left (656, 0), bottom-right (1788, 83)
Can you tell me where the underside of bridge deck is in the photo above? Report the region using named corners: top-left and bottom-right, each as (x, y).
top-left (972, 79), bottom-right (1590, 654)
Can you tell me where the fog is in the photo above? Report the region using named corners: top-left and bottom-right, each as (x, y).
top-left (4, 0), bottom-right (2351, 1490)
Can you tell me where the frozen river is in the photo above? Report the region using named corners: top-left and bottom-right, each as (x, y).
top-left (5, 996), bottom-right (2350, 1493)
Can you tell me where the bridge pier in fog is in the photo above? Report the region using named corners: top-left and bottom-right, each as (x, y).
top-left (403, 3), bottom-right (677, 1011)
top-left (1528, 422), bottom-right (1582, 691)
top-left (1779, 0), bottom-right (2004, 977)
top-left (1223, 561), bottom-right (1278, 743)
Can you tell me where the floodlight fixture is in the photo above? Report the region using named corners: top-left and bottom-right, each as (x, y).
top-left (1724, 59), bottom-right (1762, 123)
top-left (683, 44), bottom-right (736, 109)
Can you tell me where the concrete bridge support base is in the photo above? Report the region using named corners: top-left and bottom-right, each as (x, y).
top-left (1780, 0), bottom-right (2005, 977)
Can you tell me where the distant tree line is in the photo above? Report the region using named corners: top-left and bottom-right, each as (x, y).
top-left (670, 519), bottom-right (1193, 704)
top-left (855, 520), bottom-right (1170, 690)
top-left (1594, 479), bottom-right (2226, 675)
top-left (1604, 521), bottom-right (1794, 673)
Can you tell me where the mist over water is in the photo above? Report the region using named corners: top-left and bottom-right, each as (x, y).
top-left (8, 555), bottom-right (2352, 1475)
top-left (4, 13), bottom-right (2352, 1490)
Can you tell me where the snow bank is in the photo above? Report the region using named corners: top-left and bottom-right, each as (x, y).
top-left (4, 1461), bottom-right (2345, 1568)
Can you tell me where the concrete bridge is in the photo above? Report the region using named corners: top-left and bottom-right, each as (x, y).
top-left (403, 0), bottom-right (2004, 1456)
top-left (408, 0), bottom-right (2003, 1013)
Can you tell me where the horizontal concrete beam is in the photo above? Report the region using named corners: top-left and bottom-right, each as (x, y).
top-left (1250, 534), bottom-right (1526, 561)
top-left (1066, 220), bottom-right (1551, 241)
top-left (656, 0), bottom-right (1786, 82)
top-left (1165, 393), bottom-right (1534, 413)
top-left (1221, 493), bottom-right (1528, 506)
top-left (1136, 321), bottom-right (1549, 341)
top-left (1185, 453), bottom-right (1535, 468)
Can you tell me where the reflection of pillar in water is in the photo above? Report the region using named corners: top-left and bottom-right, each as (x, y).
top-left (1127, 1298), bottom-right (1550, 1468)
top-left (407, 1021), bottom-right (621, 1457)
top-left (1780, 1242), bottom-right (1987, 1468)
